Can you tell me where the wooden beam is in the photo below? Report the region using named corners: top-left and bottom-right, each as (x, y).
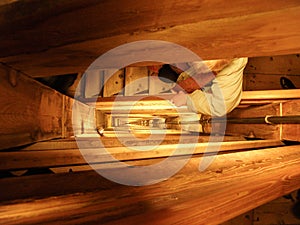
top-left (0, 63), bottom-right (64, 149)
top-left (281, 100), bottom-right (300, 141)
top-left (241, 89), bottom-right (300, 103)
top-left (0, 145), bottom-right (300, 224)
top-left (103, 69), bottom-right (124, 97)
top-left (226, 103), bottom-right (281, 139)
top-left (0, 1), bottom-right (300, 76)
top-left (91, 95), bottom-right (188, 114)
top-left (243, 73), bottom-right (300, 91)
top-left (226, 99), bottom-right (300, 141)
top-left (1, 0), bottom-right (298, 58)
top-left (124, 67), bottom-right (149, 96)
top-left (0, 140), bottom-right (283, 171)
top-left (89, 89), bottom-right (300, 109)
top-left (0, 63), bottom-right (93, 150)
top-left (21, 135), bottom-right (246, 150)
top-left (244, 54), bottom-right (300, 75)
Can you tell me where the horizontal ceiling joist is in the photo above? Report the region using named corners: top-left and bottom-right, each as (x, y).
top-left (0, 1), bottom-right (300, 77)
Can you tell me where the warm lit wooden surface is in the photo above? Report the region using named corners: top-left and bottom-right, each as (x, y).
top-left (0, 1), bottom-right (299, 76)
top-left (241, 90), bottom-right (300, 103)
top-left (1, 145), bottom-right (300, 225)
top-left (282, 100), bottom-right (300, 142)
top-left (227, 99), bottom-right (300, 141)
top-left (226, 102), bottom-right (281, 139)
top-left (243, 55), bottom-right (300, 91)
top-left (0, 63), bottom-right (63, 149)
top-left (0, 139), bottom-right (283, 171)
top-left (0, 63), bottom-right (91, 150)
top-left (88, 89), bottom-right (300, 107)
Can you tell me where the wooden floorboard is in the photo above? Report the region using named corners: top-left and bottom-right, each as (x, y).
top-left (0, 145), bottom-right (300, 225)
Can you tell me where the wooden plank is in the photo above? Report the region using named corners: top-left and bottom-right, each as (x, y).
top-left (21, 135), bottom-right (246, 151)
top-left (103, 69), bottom-right (124, 97)
top-left (149, 75), bottom-right (174, 95)
top-left (93, 98), bottom-right (186, 114)
top-left (226, 103), bottom-right (281, 139)
top-left (244, 54), bottom-right (300, 75)
top-left (72, 97), bottom-right (95, 135)
top-left (83, 70), bottom-right (103, 98)
top-left (0, 140), bottom-right (284, 171)
top-left (0, 145), bottom-right (300, 224)
top-left (243, 73), bottom-right (300, 91)
top-left (1, 0), bottom-right (299, 59)
top-left (124, 67), bottom-right (149, 96)
top-left (89, 90), bottom-right (300, 108)
top-left (241, 89), bottom-right (300, 101)
top-left (281, 100), bottom-right (300, 141)
top-left (1, 2), bottom-right (300, 76)
top-left (243, 54), bottom-right (300, 91)
top-left (227, 99), bottom-right (300, 141)
top-left (0, 63), bottom-right (64, 150)
top-left (0, 63), bottom-right (94, 149)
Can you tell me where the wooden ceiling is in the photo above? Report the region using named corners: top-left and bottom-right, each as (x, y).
top-left (1, 0), bottom-right (300, 77)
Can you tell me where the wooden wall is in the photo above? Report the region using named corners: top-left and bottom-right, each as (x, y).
top-left (243, 54), bottom-right (300, 90)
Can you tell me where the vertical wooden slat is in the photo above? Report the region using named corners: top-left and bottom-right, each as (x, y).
top-left (83, 70), bottom-right (103, 98)
top-left (103, 69), bottom-right (124, 97)
top-left (125, 67), bottom-right (149, 96)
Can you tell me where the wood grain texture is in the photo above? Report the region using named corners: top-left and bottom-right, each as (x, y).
top-left (226, 103), bottom-right (281, 139)
top-left (243, 54), bottom-right (300, 91)
top-left (124, 67), bottom-right (149, 96)
top-left (149, 75), bottom-right (174, 95)
top-left (103, 69), bottom-right (124, 97)
top-left (1, 0), bottom-right (298, 58)
top-left (0, 140), bottom-right (283, 171)
top-left (227, 99), bottom-right (300, 141)
top-left (0, 1), bottom-right (300, 76)
top-left (0, 63), bottom-right (93, 149)
top-left (244, 54), bottom-right (300, 75)
top-left (93, 97), bottom-right (186, 114)
top-left (83, 70), bottom-right (103, 98)
top-left (243, 73), bottom-right (300, 91)
top-left (240, 89), bottom-right (300, 105)
top-left (0, 145), bottom-right (300, 224)
top-left (21, 135), bottom-right (246, 150)
top-left (0, 63), bottom-right (63, 149)
top-left (89, 90), bottom-right (300, 107)
top-left (281, 100), bottom-right (300, 141)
